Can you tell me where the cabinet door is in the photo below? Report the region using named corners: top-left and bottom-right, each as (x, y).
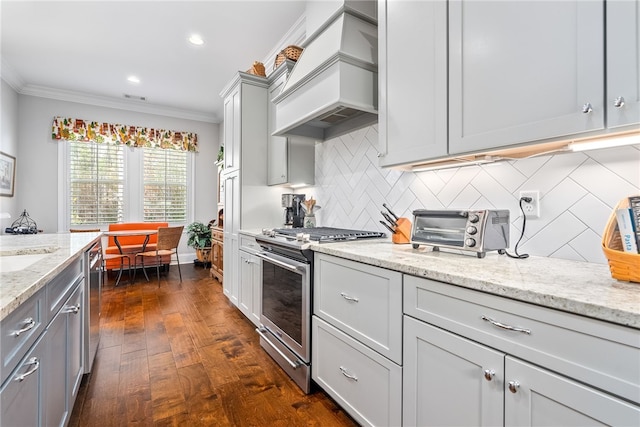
top-left (44, 305), bottom-right (69, 427)
top-left (403, 316), bottom-right (504, 427)
top-left (607, 0), bottom-right (640, 129)
top-left (268, 72), bottom-right (288, 185)
top-left (449, 0), bottom-right (604, 154)
top-left (222, 170), bottom-right (240, 306)
top-left (378, 0), bottom-right (448, 167)
top-left (223, 84), bottom-right (241, 170)
top-left (0, 335), bottom-right (44, 427)
top-left (505, 357), bottom-right (640, 426)
top-left (67, 285), bottom-right (84, 403)
top-left (238, 250), bottom-right (254, 323)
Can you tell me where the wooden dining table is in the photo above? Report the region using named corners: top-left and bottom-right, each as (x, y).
top-left (103, 229), bottom-right (158, 285)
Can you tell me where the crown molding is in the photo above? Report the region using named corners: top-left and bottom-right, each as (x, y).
top-left (0, 57), bottom-right (25, 92)
top-left (19, 84), bottom-right (218, 123)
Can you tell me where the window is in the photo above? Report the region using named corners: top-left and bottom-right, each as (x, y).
top-left (143, 148), bottom-right (187, 222)
top-left (69, 141), bottom-right (124, 225)
top-left (64, 142), bottom-right (192, 228)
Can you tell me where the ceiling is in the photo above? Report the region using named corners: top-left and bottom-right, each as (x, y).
top-left (1, 1), bottom-right (307, 123)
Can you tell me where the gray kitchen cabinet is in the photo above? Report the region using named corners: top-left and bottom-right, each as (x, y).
top-left (220, 72), bottom-right (283, 307)
top-left (238, 234), bottom-right (261, 326)
top-left (312, 253), bottom-right (402, 426)
top-left (607, 0), bottom-right (640, 130)
top-left (403, 275), bottom-right (640, 426)
top-left (267, 61), bottom-right (315, 186)
top-left (0, 257), bottom-right (85, 427)
top-left (377, 0), bottom-right (448, 167)
top-left (0, 333), bottom-right (45, 427)
top-left (448, 0), bottom-right (605, 154)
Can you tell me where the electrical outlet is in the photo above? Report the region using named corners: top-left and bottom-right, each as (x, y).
top-left (519, 190), bottom-right (540, 218)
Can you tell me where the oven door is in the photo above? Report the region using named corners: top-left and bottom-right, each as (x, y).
top-left (411, 210), bottom-right (469, 247)
top-left (256, 250), bottom-right (311, 362)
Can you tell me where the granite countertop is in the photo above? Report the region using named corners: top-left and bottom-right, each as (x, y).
top-left (0, 232), bottom-right (102, 321)
top-left (308, 239), bottom-right (640, 329)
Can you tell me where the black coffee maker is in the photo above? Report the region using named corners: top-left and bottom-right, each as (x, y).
top-left (282, 193), bottom-right (305, 228)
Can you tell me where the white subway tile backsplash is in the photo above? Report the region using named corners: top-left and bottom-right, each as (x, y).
top-left (312, 125), bottom-right (640, 264)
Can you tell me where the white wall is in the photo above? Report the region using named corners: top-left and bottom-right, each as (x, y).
top-left (12, 94), bottom-right (219, 259)
top-left (0, 79), bottom-right (19, 226)
top-left (306, 124), bottom-right (640, 264)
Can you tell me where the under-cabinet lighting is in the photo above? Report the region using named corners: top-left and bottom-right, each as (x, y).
top-left (189, 34), bottom-right (204, 46)
top-left (127, 75), bottom-right (140, 84)
top-left (411, 156), bottom-right (502, 172)
top-left (290, 183), bottom-right (310, 189)
top-left (568, 133), bottom-right (640, 152)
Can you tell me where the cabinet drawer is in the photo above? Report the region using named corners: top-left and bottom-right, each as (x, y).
top-left (0, 288), bottom-right (45, 386)
top-left (404, 275), bottom-right (640, 404)
top-left (312, 316), bottom-right (402, 427)
top-left (211, 227), bottom-right (224, 242)
top-left (314, 254), bottom-right (403, 363)
top-left (239, 234), bottom-right (260, 253)
top-left (46, 258), bottom-right (83, 321)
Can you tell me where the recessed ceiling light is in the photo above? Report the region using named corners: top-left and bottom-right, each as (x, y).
top-left (189, 34), bottom-right (204, 46)
top-left (127, 75), bottom-right (140, 84)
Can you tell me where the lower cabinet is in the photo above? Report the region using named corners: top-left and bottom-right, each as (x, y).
top-left (210, 227), bottom-right (223, 283)
top-left (0, 257), bottom-right (85, 427)
top-left (403, 275), bottom-right (640, 427)
top-left (238, 249), bottom-right (261, 326)
top-left (313, 316), bottom-right (402, 427)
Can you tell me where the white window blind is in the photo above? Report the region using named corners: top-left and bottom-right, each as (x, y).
top-left (69, 142), bottom-right (124, 225)
top-left (143, 148), bottom-right (187, 222)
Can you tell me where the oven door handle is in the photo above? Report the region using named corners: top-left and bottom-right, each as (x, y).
top-left (256, 327), bottom-right (302, 369)
top-left (255, 252), bottom-right (304, 274)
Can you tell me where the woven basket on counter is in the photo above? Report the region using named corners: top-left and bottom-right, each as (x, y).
top-left (273, 45), bottom-right (303, 70)
top-left (602, 198), bottom-right (640, 283)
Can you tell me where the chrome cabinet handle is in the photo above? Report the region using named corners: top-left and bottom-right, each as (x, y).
top-left (614, 96), bottom-right (625, 108)
top-left (582, 102), bottom-right (593, 113)
top-left (63, 304), bottom-right (81, 314)
top-left (15, 357), bottom-right (39, 382)
top-left (484, 369), bottom-right (495, 381)
top-left (339, 366), bottom-right (358, 381)
top-left (12, 318), bottom-right (36, 337)
top-left (340, 292), bottom-right (359, 303)
top-left (481, 315), bottom-right (531, 335)
top-left (508, 380), bottom-right (520, 393)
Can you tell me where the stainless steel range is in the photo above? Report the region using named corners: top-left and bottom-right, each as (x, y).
top-left (254, 227), bottom-right (385, 393)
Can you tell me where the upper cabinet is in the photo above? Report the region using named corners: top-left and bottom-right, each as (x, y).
top-left (607, 0), bottom-right (640, 129)
top-left (267, 61), bottom-right (315, 187)
top-left (378, 0), bottom-right (448, 167)
top-left (379, 0), bottom-right (639, 169)
top-left (448, 0), bottom-right (604, 154)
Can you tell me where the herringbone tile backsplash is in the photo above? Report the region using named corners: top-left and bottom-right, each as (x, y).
top-left (304, 125), bottom-right (640, 264)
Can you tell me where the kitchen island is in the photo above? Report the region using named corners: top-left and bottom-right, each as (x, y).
top-left (0, 232), bottom-right (101, 321)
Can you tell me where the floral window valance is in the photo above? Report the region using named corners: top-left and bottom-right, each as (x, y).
top-left (52, 117), bottom-right (198, 152)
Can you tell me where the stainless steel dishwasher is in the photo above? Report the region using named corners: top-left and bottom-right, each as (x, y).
top-left (84, 240), bottom-right (102, 373)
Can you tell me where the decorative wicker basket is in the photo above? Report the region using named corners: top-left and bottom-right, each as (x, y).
top-left (602, 198), bottom-right (640, 283)
top-left (273, 45), bottom-right (303, 70)
top-left (246, 61), bottom-right (266, 77)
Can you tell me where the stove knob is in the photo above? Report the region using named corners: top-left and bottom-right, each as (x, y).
top-left (466, 226), bottom-right (478, 235)
top-left (465, 238), bottom-right (477, 247)
top-left (469, 214), bottom-right (480, 223)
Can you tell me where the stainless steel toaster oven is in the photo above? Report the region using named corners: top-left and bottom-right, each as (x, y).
top-left (411, 209), bottom-right (510, 258)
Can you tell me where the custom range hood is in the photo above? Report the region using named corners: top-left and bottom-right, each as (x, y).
top-left (272, 1), bottom-right (378, 141)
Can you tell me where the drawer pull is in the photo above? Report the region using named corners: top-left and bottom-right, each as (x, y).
top-left (508, 380), bottom-right (520, 393)
top-left (483, 369), bottom-right (495, 381)
top-left (63, 304), bottom-right (81, 314)
top-left (339, 366), bottom-right (358, 381)
top-left (340, 292), bottom-right (359, 303)
top-left (15, 357), bottom-right (40, 382)
top-left (481, 315), bottom-right (531, 335)
top-left (12, 318), bottom-right (36, 337)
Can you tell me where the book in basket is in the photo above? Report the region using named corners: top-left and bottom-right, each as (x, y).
top-left (616, 208), bottom-right (639, 254)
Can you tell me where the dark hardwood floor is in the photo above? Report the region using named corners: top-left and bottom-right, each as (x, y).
top-left (69, 264), bottom-right (359, 427)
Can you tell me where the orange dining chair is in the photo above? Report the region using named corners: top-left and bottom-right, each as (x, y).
top-left (134, 226), bottom-right (183, 286)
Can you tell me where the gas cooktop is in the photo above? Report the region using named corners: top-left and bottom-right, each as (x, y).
top-left (272, 227), bottom-right (385, 242)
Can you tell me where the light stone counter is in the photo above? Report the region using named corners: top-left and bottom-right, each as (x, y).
top-left (0, 232), bottom-right (101, 321)
top-left (309, 240), bottom-right (640, 329)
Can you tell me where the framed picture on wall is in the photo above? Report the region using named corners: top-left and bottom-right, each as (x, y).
top-left (0, 151), bottom-right (16, 197)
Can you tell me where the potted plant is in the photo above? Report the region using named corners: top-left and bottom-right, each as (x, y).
top-left (186, 221), bottom-right (213, 264)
